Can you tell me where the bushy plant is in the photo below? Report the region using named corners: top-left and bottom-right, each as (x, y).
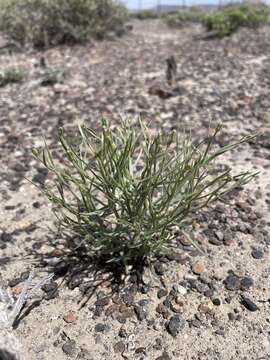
top-left (33, 119), bottom-right (256, 269)
top-left (130, 9), bottom-right (160, 20)
top-left (165, 8), bottom-right (206, 27)
top-left (0, 67), bottom-right (25, 87)
top-left (203, 4), bottom-right (270, 37)
top-left (0, 0), bottom-right (128, 47)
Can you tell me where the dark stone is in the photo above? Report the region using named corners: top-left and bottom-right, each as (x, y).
top-left (166, 315), bottom-right (186, 337)
top-left (138, 299), bottom-right (149, 307)
top-left (8, 277), bottom-right (22, 287)
top-left (44, 289), bottom-right (59, 300)
top-left (94, 323), bottom-right (111, 333)
top-left (157, 288), bottom-right (168, 299)
top-left (42, 281), bottom-right (58, 293)
top-left (113, 341), bottom-right (125, 353)
top-left (33, 201), bottom-right (41, 208)
top-left (212, 298), bottom-right (221, 306)
top-left (1, 232), bottom-right (12, 242)
top-left (62, 340), bottom-right (76, 356)
top-left (54, 261), bottom-right (69, 276)
top-left (228, 312), bottom-right (235, 321)
top-left (140, 284), bottom-right (150, 294)
top-left (118, 327), bottom-right (128, 338)
top-left (241, 296), bottom-right (258, 312)
top-left (251, 248), bottom-right (264, 259)
top-left (135, 347), bottom-right (147, 354)
top-left (134, 305), bottom-right (147, 321)
top-left (224, 274), bottom-right (241, 291)
top-left (155, 262), bottom-right (165, 276)
top-left (68, 275), bottom-right (83, 290)
top-left (240, 276), bottom-right (254, 291)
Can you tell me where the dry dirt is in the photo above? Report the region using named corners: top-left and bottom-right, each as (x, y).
top-left (0, 20), bottom-right (270, 360)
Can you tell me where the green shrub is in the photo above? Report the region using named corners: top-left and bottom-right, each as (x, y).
top-left (33, 119), bottom-right (256, 269)
top-left (0, 0), bottom-right (128, 47)
top-left (130, 9), bottom-right (160, 20)
top-left (165, 8), bottom-right (206, 27)
top-left (203, 4), bottom-right (270, 37)
top-left (0, 66), bottom-right (25, 87)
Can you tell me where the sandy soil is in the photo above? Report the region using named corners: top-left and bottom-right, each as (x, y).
top-left (0, 20), bottom-right (270, 360)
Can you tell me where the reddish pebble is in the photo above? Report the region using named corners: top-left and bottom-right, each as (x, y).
top-left (63, 311), bottom-right (76, 323)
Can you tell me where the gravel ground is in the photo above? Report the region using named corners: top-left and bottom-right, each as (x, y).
top-left (0, 20), bottom-right (270, 360)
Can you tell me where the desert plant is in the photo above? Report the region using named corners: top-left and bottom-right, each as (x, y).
top-left (165, 8), bottom-right (206, 28)
top-left (32, 119), bottom-right (256, 269)
top-left (203, 4), bottom-right (270, 37)
top-left (0, 67), bottom-right (25, 87)
top-left (0, 0), bottom-right (128, 47)
top-left (39, 66), bottom-right (69, 86)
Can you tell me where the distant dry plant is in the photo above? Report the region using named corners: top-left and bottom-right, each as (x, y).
top-left (39, 66), bottom-right (69, 86)
top-left (33, 119), bottom-right (256, 270)
top-left (0, 67), bottom-right (25, 87)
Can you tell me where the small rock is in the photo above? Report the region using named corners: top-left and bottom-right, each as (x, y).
top-left (63, 311), bottom-right (76, 323)
top-left (157, 288), bottom-right (168, 299)
top-left (192, 262), bottom-right (205, 275)
top-left (62, 340), bottom-right (76, 356)
top-left (94, 323), bottom-right (110, 333)
top-left (42, 281), bottom-right (58, 293)
top-left (241, 295), bottom-right (258, 312)
top-left (240, 276), bottom-right (254, 291)
top-left (113, 341), bottom-right (125, 353)
top-left (68, 275), bottom-right (83, 290)
top-left (134, 305), bottom-right (147, 321)
top-left (251, 248), bottom-right (264, 259)
top-left (166, 315), bottom-right (185, 337)
top-left (156, 352), bottom-right (171, 360)
top-left (212, 298), bottom-right (221, 306)
top-left (155, 262), bottom-right (165, 276)
top-left (224, 274), bottom-right (241, 291)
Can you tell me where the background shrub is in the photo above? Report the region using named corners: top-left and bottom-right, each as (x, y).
top-left (0, 0), bottom-right (128, 47)
top-left (130, 9), bottom-right (160, 20)
top-left (33, 120), bottom-right (256, 269)
top-left (165, 8), bottom-right (206, 28)
top-left (0, 67), bottom-right (25, 87)
top-left (203, 4), bottom-right (270, 37)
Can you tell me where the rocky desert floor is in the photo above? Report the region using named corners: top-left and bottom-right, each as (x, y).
top-left (0, 20), bottom-right (270, 360)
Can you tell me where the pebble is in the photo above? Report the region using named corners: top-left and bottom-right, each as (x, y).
top-left (224, 274), bottom-right (241, 291)
top-left (62, 340), bottom-right (76, 356)
top-left (68, 275), bottom-right (83, 290)
top-left (240, 276), bottom-right (254, 291)
top-left (113, 341), bottom-right (125, 353)
top-left (212, 298), bottom-right (221, 306)
top-left (155, 262), bottom-right (165, 276)
top-left (157, 288), bottom-right (168, 299)
top-left (94, 323), bottom-right (111, 333)
top-left (63, 311), bottom-right (77, 323)
top-left (241, 295), bottom-right (258, 312)
top-left (134, 305), bottom-right (148, 321)
top-left (166, 315), bottom-right (186, 337)
top-left (192, 262), bottom-right (205, 275)
top-left (251, 248), bottom-right (264, 259)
